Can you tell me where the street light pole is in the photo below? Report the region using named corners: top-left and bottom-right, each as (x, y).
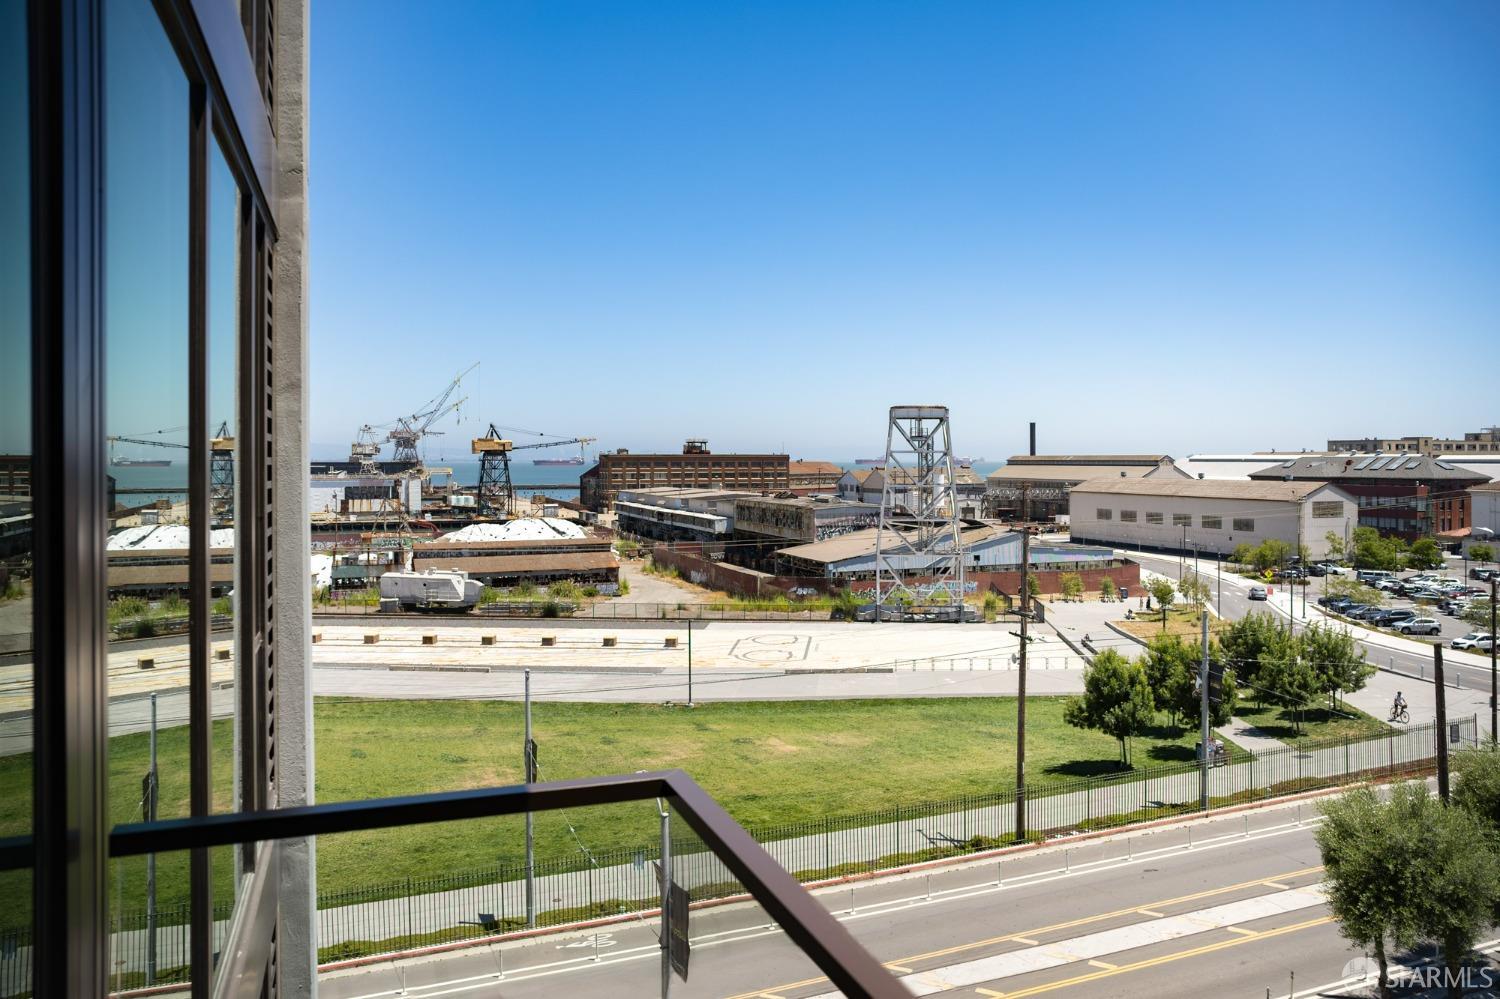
top-left (1490, 575), bottom-right (1497, 744)
top-left (1015, 486), bottom-right (1031, 844)
top-left (524, 669), bottom-right (536, 928)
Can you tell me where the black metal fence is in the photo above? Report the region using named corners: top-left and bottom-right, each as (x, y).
top-left (0, 715), bottom-right (1475, 994)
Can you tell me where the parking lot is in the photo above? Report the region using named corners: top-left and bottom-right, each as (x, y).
top-left (1314, 562), bottom-right (1497, 646)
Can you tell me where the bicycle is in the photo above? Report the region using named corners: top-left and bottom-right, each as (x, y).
top-left (1389, 705), bottom-right (1410, 724)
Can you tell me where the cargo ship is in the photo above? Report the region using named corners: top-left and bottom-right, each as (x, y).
top-left (855, 457), bottom-right (884, 465)
top-left (111, 458), bottom-right (172, 467)
top-left (532, 456), bottom-right (585, 466)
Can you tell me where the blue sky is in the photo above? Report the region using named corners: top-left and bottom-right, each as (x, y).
top-left (309, 0), bottom-right (1500, 463)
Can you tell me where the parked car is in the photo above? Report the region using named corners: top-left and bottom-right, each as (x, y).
top-left (1471, 567), bottom-right (1497, 581)
top-left (1452, 633), bottom-right (1496, 651)
top-left (1377, 609), bottom-right (1417, 626)
top-left (1398, 618), bottom-right (1442, 636)
top-left (1325, 596), bottom-right (1354, 612)
top-left (1376, 579), bottom-right (1404, 593)
top-left (1248, 586), bottom-right (1267, 601)
top-left (1303, 563), bottom-right (1326, 577)
top-left (1354, 605), bottom-right (1390, 621)
top-left (1319, 563), bottom-right (1346, 575)
top-left (1341, 603), bottom-right (1370, 619)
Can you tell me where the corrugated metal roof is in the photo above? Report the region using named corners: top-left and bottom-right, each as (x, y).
top-left (778, 524), bottom-right (1010, 565)
top-left (1069, 477), bottom-right (1337, 501)
top-left (988, 464), bottom-right (1168, 483)
top-left (1246, 455), bottom-right (1487, 482)
top-left (420, 552), bottom-right (619, 575)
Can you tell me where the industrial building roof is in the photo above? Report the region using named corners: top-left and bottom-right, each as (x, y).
top-left (438, 518), bottom-right (586, 543)
top-left (414, 537), bottom-right (612, 553)
top-left (107, 525), bottom-right (236, 550)
top-left (788, 460), bottom-right (843, 475)
top-left (1069, 477), bottom-right (1337, 501)
top-left (419, 552), bottom-right (619, 576)
top-left (1004, 454), bottom-right (1173, 465)
top-left (777, 524), bottom-right (1010, 565)
top-left (1246, 454), bottom-right (1488, 482)
top-left (988, 460), bottom-right (1183, 484)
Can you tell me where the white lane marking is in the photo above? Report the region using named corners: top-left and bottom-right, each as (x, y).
top-left (806, 885), bottom-right (1328, 998)
top-left (337, 818), bottom-right (1325, 999)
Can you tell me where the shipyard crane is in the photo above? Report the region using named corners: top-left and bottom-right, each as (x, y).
top-left (471, 425), bottom-right (596, 518)
top-left (387, 362), bottom-right (479, 467)
top-left (349, 363), bottom-right (480, 470)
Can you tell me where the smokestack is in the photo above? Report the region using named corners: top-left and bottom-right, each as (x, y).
top-left (1029, 422), bottom-right (1036, 456)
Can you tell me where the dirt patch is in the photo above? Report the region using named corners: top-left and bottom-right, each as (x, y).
top-left (764, 736), bottom-right (801, 754)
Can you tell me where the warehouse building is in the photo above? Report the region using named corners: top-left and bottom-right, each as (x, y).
top-left (1068, 478), bottom-right (1357, 558)
top-left (580, 440), bottom-right (789, 511)
top-left (310, 471), bottom-right (424, 516)
top-left (411, 536), bottom-right (619, 588)
top-left (986, 454), bottom-right (1188, 520)
top-left (787, 460), bottom-right (844, 495)
top-left (614, 487), bottom-right (760, 542)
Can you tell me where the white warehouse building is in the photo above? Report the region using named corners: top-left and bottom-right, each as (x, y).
top-left (1067, 477), bottom-right (1357, 559)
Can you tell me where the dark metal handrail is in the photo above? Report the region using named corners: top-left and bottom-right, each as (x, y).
top-left (77, 769), bottom-right (902, 997)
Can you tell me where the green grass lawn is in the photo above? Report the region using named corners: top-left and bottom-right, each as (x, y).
top-left (1233, 699), bottom-right (1390, 744)
top-left (0, 696), bottom-right (1232, 922)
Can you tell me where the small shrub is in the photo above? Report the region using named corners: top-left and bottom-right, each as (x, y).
top-left (133, 619), bottom-right (157, 639)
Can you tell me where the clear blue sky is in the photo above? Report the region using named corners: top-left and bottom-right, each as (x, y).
top-left (309, 0), bottom-right (1500, 463)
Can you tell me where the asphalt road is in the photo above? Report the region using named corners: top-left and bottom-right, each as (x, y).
top-left (318, 798), bottom-right (1377, 999)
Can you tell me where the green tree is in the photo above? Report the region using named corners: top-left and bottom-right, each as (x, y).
top-left (1219, 612), bottom-right (1288, 701)
top-left (1063, 650), bottom-right (1155, 766)
top-left (1146, 576), bottom-right (1176, 626)
top-left (1318, 784), bottom-right (1434, 998)
top-left (1408, 537), bottom-right (1445, 571)
top-left (1325, 577), bottom-right (1386, 607)
top-left (1299, 622), bottom-right (1375, 710)
top-left (1454, 748), bottom-right (1500, 833)
top-left (1412, 795), bottom-right (1500, 998)
top-left (1230, 542), bottom-right (1254, 566)
top-left (1324, 530), bottom-right (1347, 564)
top-left (1352, 526), bottom-right (1406, 571)
top-left (1025, 574), bottom-right (1041, 600)
top-left (1099, 576), bottom-right (1116, 602)
top-left (1143, 633), bottom-right (1235, 730)
top-left (1176, 569), bottom-right (1210, 611)
top-left (1060, 572), bottom-right (1084, 602)
top-left (1461, 599), bottom-right (1497, 633)
top-left (1249, 538), bottom-right (1293, 573)
top-left (1256, 644), bottom-right (1321, 734)
top-left (1468, 542), bottom-right (1494, 564)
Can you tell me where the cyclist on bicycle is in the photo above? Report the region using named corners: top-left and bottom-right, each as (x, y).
top-left (1391, 691), bottom-right (1408, 719)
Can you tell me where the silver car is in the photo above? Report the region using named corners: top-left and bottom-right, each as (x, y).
top-left (1398, 618), bottom-right (1441, 636)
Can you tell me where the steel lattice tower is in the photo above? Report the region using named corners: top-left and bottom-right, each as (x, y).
top-left (872, 405), bottom-right (966, 619)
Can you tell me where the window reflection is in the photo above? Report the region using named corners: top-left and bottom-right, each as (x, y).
top-left (104, 0), bottom-right (196, 988)
top-left (0, 0), bottom-right (32, 991)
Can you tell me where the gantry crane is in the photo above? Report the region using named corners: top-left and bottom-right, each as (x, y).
top-left (106, 424), bottom-right (236, 525)
top-left (471, 425), bottom-right (596, 518)
top-left (349, 363), bottom-right (479, 470)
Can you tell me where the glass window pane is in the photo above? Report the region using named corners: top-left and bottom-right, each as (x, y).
top-left (0, 0), bottom-right (32, 992)
top-left (105, 0), bottom-right (198, 987)
top-left (208, 141), bottom-right (239, 820)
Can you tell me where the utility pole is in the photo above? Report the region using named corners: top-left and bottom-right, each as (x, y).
top-left (524, 669), bottom-right (536, 928)
top-left (1015, 484), bottom-right (1030, 843)
top-left (1216, 552), bottom-right (1223, 617)
top-left (1491, 575), bottom-right (1497, 745)
top-left (145, 692), bottom-right (158, 986)
top-left (1434, 645), bottom-right (1450, 803)
top-left (1199, 613), bottom-right (1210, 811)
top-left (687, 618), bottom-right (694, 707)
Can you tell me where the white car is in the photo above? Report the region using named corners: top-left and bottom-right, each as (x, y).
top-left (1398, 618), bottom-right (1441, 636)
top-left (1452, 633), bottom-right (1496, 652)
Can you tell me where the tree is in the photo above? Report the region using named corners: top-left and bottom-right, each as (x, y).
top-left (1299, 622), bottom-right (1375, 711)
top-left (1412, 797), bottom-right (1500, 998)
top-left (1146, 576), bottom-right (1176, 626)
top-left (1063, 649), bottom-right (1155, 766)
top-left (1026, 574), bottom-right (1041, 600)
top-left (1461, 599), bottom-right (1497, 633)
top-left (1352, 526), bottom-right (1406, 571)
top-left (1060, 572), bottom-right (1084, 602)
top-left (1256, 644), bottom-right (1321, 735)
top-left (1469, 543), bottom-right (1494, 565)
top-left (1099, 576), bottom-right (1116, 602)
top-left (1325, 530), bottom-right (1347, 564)
top-left (1219, 612), bottom-right (1288, 701)
top-left (1408, 537), bottom-right (1445, 571)
top-left (1230, 542), bottom-right (1254, 566)
top-left (1143, 633), bottom-right (1235, 729)
top-left (1454, 748), bottom-right (1500, 832)
top-left (1247, 538), bottom-right (1294, 573)
top-left (1317, 784), bottom-right (1434, 998)
top-left (1177, 569), bottom-right (1210, 611)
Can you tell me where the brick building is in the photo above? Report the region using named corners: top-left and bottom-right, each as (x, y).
top-left (1247, 454), bottom-right (1487, 540)
top-left (580, 440), bottom-right (789, 511)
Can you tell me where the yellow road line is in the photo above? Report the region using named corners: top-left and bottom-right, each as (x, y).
top-left (1088, 959), bottom-right (1117, 970)
top-left (1224, 926), bottom-right (1258, 936)
top-left (1011, 936), bottom-right (1039, 946)
top-left (719, 865), bottom-right (1323, 999)
top-left (975, 989), bottom-right (1007, 997)
top-left (885, 964), bottom-right (912, 973)
top-left (987, 916), bottom-right (1335, 999)
top-left (1262, 881), bottom-right (1290, 890)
